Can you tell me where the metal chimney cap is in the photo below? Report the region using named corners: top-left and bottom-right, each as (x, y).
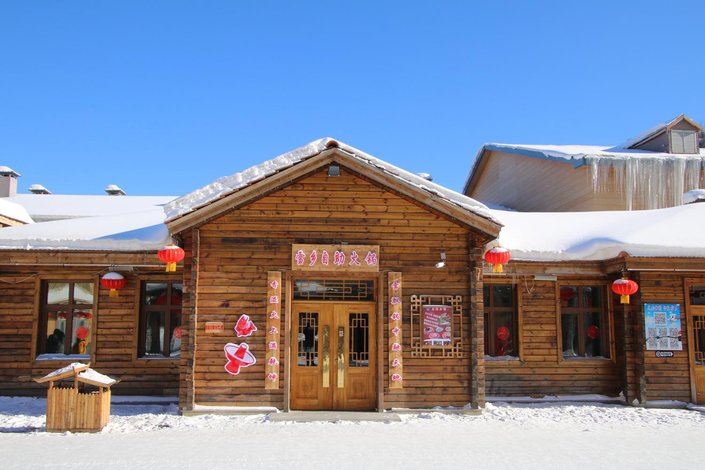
top-left (0, 166), bottom-right (21, 177)
top-left (417, 172), bottom-right (433, 181)
top-left (105, 184), bottom-right (126, 196)
top-left (28, 184), bottom-right (51, 194)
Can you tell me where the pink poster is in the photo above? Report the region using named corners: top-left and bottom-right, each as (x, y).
top-left (422, 305), bottom-right (452, 345)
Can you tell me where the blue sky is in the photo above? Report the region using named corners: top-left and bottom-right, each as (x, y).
top-left (1, 1), bottom-right (704, 196)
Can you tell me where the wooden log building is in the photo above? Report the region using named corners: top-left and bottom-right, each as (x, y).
top-left (1, 136), bottom-right (704, 410)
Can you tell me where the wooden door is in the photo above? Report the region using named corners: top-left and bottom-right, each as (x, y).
top-left (686, 282), bottom-right (705, 404)
top-left (291, 302), bottom-right (376, 410)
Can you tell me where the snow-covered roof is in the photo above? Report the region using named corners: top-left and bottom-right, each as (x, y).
top-left (5, 194), bottom-right (176, 222)
top-left (165, 138), bottom-right (501, 226)
top-left (492, 203), bottom-right (705, 261)
top-left (0, 198), bottom-right (34, 224)
top-left (620, 114), bottom-right (703, 149)
top-left (0, 206), bottom-right (170, 251)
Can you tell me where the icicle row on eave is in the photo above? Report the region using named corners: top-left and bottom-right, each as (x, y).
top-left (587, 156), bottom-right (705, 210)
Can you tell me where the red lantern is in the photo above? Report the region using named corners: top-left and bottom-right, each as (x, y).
top-left (612, 278), bottom-right (639, 304)
top-left (587, 324), bottom-right (600, 340)
top-left (496, 326), bottom-right (510, 342)
top-left (484, 247), bottom-right (511, 273)
top-left (100, 272), bottom-right (126, 297)
top-left (158, 244), bottom-right (185, 272)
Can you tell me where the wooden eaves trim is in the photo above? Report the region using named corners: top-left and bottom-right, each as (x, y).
top-left (167, 147), bottom-right (502, 239)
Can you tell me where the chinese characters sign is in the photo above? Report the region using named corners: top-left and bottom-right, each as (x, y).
top-left (291, 244), bottom-right (380, 272)
top-left (388, 272), bottom-right (403, 389)
top-left (644, 303), bottom-right (682, 351)
top-left (422, 305), bottom-right (452, 346)
top-left (265, 272), bottom-right (282, 389)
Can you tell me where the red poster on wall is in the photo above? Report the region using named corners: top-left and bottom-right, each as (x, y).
top-left (422, 305), bottom-right (452, 346)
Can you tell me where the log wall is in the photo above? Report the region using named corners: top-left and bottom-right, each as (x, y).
top-left (0, 253), bottom-right (180, 397)
top-left (485, 277), bottom-right (623, 397)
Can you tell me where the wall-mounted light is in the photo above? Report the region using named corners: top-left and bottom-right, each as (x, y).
top-left (328, 163), bottom-right (341, 177)
top-left (435, 251), bottom-right (446, 269)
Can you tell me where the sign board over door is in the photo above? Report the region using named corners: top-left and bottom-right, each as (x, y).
top-left (291, 244), bottom-right (380, 272)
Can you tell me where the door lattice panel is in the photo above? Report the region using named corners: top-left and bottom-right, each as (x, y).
top-left (694, 316), bottom-right (705, 365)
top-left (349, 313), bottom-right (369, 367)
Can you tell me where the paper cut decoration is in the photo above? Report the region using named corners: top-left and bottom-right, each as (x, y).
top-left (234, 314), bottom-right (257, 337)
top-left (224, 343), bottom-right (256, 375)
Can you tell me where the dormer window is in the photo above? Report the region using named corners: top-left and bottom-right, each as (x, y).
top-left (670, 129), bottom-right (698, 154)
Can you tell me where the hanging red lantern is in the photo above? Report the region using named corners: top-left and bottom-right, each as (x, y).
top-left (158, 244), bottom-right (185, 272)
top-left (100, 272), bottom-right (126, 297)
top-left (496, 326), bottom-right (510, 342)
top-left (611, 278), bottom-right (639, 304)
top-left (587, 324), bottom-right (600, 340)
top-left (484, 247), bottom-right (511, 273)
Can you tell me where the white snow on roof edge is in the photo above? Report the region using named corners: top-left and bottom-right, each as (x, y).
top-left (0, 199), bottom-right (34, 224)
top-left (164, 138), bottom-right (501, 227)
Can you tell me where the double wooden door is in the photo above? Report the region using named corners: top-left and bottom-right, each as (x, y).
top-left (291, 302), bottom-right (376, 410)
top-left (687, 306), bottom-right (705, 403)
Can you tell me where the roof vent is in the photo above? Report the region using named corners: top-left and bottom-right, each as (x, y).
top-left (417, 173), bottom-right (433, 181)
top-left (105, 184), bottom-right (126, 196)
top-left (28, 184), bottom-right (51, 194)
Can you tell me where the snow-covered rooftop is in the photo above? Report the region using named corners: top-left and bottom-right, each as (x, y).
top-left (0, 198), bottom-right (34, 224)
top-left (165, 138), bottom-right (501, 226)
top-left (492, 202), bottom-right (705, 261)
top-left (0, 206), bottom-right (170, 251)
top-left (5, 194), bottom-right (176, 222)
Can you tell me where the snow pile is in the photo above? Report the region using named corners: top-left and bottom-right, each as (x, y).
top-left (0, 206), bottom-right (171, 251)
top-left (0, 198), bottom-right (33, 224)
top-left (165, 138), bottom-right (500, 226)
top-left (492, 202), bottom-right (705, 261)
top-left (683, 189), bottom-right (705, 205)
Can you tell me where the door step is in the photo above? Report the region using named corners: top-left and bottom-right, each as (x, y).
top-left (268, 411), bottom-right (401, 423)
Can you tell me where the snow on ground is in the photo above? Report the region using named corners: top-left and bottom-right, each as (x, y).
top-left (1, 397), bottom-right (704, 469)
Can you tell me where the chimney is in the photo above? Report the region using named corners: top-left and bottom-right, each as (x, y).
top-left (105, 184), bottom-right (126, 196)
top-left (28, 184), bottom-right (52, 195)
top-left (417, 172), bottom-right (433, 181)
top-left (0, 166), bottom-right (20, 197)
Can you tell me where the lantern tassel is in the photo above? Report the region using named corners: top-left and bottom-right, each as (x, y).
top-left (492, 264), bottom-right (503, 273)
top-left (620, 294), bottom-right (629, 304)
top-left (109, 289), bottom-right (118, 298)
top-left (166, 262), bottom-right (176, 272)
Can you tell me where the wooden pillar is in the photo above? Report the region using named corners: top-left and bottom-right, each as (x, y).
top-left (469, 240), bottom-right (486, 408)
top-left (180, 229), bottom-right (199, 411)
top-left (621, 272), bottom-right (645, 405)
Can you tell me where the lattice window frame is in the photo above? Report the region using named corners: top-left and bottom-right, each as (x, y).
top-left (410, 294), bottom-right (464, 358)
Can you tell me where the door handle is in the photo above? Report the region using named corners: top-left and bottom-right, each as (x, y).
top-left (337, 326), bottom-right (344, 388)
top-left (322, 325), bottom-right (330, 388)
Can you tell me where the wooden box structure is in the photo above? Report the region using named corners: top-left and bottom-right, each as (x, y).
top-left (34, 363), bottom-right (118, 432)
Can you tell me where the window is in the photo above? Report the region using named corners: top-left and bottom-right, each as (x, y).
top-left (670, 129), bottom-right (698, 154)
top-left (560, 285), bottom-right (609, 359)
top-left (139, 282), bottom-right (183, 358)
top-left (38, 281), bottom-right (94, 357)
top-left (484, 284), bottom-right (518, 357)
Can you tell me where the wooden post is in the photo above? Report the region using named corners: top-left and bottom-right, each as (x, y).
top-left (469, 239), bottom-right (486, 409)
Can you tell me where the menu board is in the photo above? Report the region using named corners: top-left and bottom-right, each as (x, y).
top-left (644, 303), bottom-right (682, 351)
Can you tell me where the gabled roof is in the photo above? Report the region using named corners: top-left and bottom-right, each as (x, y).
top-left (165, 138), bottom-right (502, 238)
top-left (0, 198), bottom-right (34, 224)
top-left (621, 114), bottom-right (702, 149)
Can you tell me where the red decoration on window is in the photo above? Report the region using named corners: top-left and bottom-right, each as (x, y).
top-left (158, 244), bottom-right (185, 272)
top-left (76, 326), bottom-right (90, 340)
top-left (496, 326), bottom-right (510, 342)
top-left (587, 324), bottom-right (600, 340)
top-left (484, 247), bottom-right (511, 273)
top-left (100, 272), bottom-right (126, 297)
top-left (611, 278), bottom-right (639, 304)
top-left (173, 326), bottom-right (182, 340)
top-left (560, 287), bottom-right (575, 303)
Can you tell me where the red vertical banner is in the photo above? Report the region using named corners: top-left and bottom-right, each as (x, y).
top-left (388, 272), bottom-right (403, 389)
top-left (265, 272), bottom-right (282, 389)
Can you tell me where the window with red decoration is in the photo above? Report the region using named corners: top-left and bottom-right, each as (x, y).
top-left (38, 281), bottom-right (94, 357)
top-left (559, 285), bottom-right (609, 359)
top-left (483, 284), bottom-right (518, 358)
top-left (139, 282), bottom-right (183, 358)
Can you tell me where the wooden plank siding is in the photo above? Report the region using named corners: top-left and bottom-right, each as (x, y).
top-left (485, 278), bottom-right (623, 397)
top-left (177, 167), bottom-right (482, 409)
top-left (469, 151), bottom-right (626, 212)
top-left (637, 272), bottom-right (692, 403)
top-left (0, 258), bottom-right (180, 397)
